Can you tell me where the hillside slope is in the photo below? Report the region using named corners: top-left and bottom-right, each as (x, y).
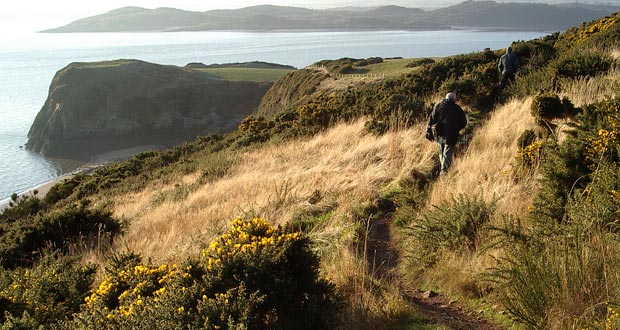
top-left (105, 120), bottom-right (436, 260)
top-left (2, 11), bottom-right (620, 330)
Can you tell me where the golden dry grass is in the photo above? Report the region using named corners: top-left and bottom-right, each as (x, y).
top-left (407, 97), bottom-right (541, 303)
top-left (428, 97), bottom-right (539, 217)
top-left (560, 65), bottom-right (620, 107)
top-left (108, 119), bottom-right (437, 263)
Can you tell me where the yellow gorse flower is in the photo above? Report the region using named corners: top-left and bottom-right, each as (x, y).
top-left (587, 128), bottom-right (619, 166)
top-left (557, 12), bottom-right (620, 46)
top-left (203, 218), bottom-right (303, 270)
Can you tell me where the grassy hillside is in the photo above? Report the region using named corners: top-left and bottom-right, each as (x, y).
top-left (2, 12), bottom-right (620, 330)
top-left (194, 67), bottom-right (295, 82)
top-left (187, 61), bottom-right (296, 82)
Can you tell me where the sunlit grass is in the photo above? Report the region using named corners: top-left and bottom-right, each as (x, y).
top-left (106, 119), bottom-right (435, 263)
top-left (559, 65), bottom-right (620, 107)
top-left (349, 58), bottom-right (424, 78)
top-left (429, 97), bottom-right (538, 217)
top-left (195, 67), bottom-right (294, 81)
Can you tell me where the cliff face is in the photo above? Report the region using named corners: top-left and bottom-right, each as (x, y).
top-left (255, 69), bottom-right (327, 118)
top-left (27, 60), bottom-right (272, 159)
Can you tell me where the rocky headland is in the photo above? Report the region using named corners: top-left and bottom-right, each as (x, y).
top-left (26, 59), bottom-right (273, 159)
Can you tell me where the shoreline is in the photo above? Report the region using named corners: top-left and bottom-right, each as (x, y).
top-left (0, 145), bottom-right (164, 210)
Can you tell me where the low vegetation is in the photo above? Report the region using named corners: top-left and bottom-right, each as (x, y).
top-left (1, 12), bottom-right (620, 329)
top-left (195, 67), bottom-right (295, 82)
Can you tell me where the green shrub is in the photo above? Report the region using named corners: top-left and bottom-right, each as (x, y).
top-left (43, 176), bottom-right (83, 205)
top-left (550, 51), bottom-right (613, 79)
top-left (530, 98), bottom-right (620, 226)
top-left (518, 130), bottom-right (537, 150)
top-left (512, 36), bottom-right (558, 72)
top-left (439, 78), bottom-right (477, 104)
top-left (71, 218), bottom-right (340, 330)
top-left (531, 93), bottom-right (563, 120)
top-left (405, 58), bottom-right (435, 68)
top-left (364, 119), bottom-right (389, 135)
top-left (385, 175), bottom-right (429, 227)
top-left (0, 194), bottom-right (43, 222)
top-left (567, 161), bottom-right (620, 231)
top-left (509, 67), bottom-right (556, 98)
top-left (354, 57), bottom-right (383, 67)
top-left (0, 253), bottom-right (96, 328)
top-left (490, 212), bottom-right (620, 329)
top-left (405, 194), bottom-right (495, 266)
top-left (336, 63), bottom-right (353, 74)
top-left (494, 98), bottom-right (620, 329)
top-left (530, 93), bottom-right (577, 122)
top-left (0, 201), bottom-right (121, 268)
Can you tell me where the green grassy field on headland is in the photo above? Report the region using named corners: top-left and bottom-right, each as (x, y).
top-left (1, 12), bottom-right (620, 330)
top-left (195, 67), bottom-right (295, 82)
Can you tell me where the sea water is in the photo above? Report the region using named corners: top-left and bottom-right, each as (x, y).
top-left (0, 29), bottom-right (550, 202)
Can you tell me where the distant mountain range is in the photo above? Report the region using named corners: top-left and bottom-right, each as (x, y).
top-left (43, 1), bottom-right (619, 33)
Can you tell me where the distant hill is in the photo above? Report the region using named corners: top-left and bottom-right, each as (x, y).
top-left (42, 1), bottom-right (619, 33)
top-left (427, 0), bottom-right (618, 29)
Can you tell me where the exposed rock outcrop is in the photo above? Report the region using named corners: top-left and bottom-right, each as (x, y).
top-left (27, 59), bottom-right (272, 159)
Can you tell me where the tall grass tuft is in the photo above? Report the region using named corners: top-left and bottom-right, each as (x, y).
top-left (559, 65), bottom-right (620, 107)
top-left (490, 220), bottom-right (620, 330)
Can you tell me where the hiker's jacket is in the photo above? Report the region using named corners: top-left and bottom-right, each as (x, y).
top-left (498, 48), bottom-right (519, 75)
top-left (427, 99), bottom-right (467, 145)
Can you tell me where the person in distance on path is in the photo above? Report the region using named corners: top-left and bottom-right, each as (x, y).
top-left (497, 45), bottom-right (519, 94)
top-left (426, 92), bottom-right (467, 175)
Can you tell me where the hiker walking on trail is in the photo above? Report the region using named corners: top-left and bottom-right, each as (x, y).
top-left (497, 46), bottom-right (519, 93)
top-left (426, 92), bottom-right (467, 175)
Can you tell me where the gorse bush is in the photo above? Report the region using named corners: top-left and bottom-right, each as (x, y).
top-left (0, 200), bottom-right (120, 268)
top-left (491, 174), bottom-right (620, 329)
top-left (405, 194), bottom-right (495, 266)
top-left (526, 100), bottom-right (620, 226)
top-left (530, 93), bottom-right (578, 123)
top-left (517, 140), bottom-right (543, 170)
top-left (405, 57), bottom-right (435, 68)
top-left (555, 12), bottom-right (620, 51)
top-left (69, 218), bottom-right (340, 330)
top-left (517, 129), bottom-right (537, 150)
top-left (492, 97), bottom-right (620, 329)
top-left (0, 253), bottom-right (96, 328)
top-left (550, 51), bottom-right (614, 79)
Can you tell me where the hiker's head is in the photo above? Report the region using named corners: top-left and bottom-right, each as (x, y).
top-left (507, 46), bottom-right (513, 53)
top-left (446, 92), bottom-right (457, 102)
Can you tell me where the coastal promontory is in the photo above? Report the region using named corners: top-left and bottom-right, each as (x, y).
top-left (26, 60), bottom-right (274, 159)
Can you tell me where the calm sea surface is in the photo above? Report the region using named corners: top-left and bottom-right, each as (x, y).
top-left (0, 29), bottom-right (549, 202)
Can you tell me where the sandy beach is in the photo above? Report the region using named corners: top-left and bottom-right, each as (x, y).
top-left (0, 145), bottom-right (163, 210)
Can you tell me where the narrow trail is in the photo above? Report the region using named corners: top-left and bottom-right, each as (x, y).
top-left (365, 215), bottom-right (504, 330)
